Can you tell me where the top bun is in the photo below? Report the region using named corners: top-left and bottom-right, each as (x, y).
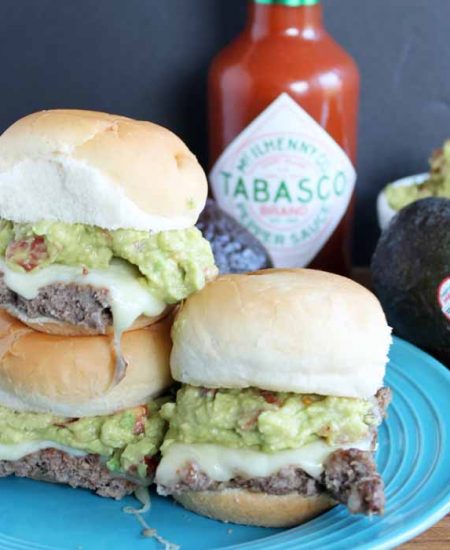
top-left (0, 110), bottom-right (207, 231)
top-left (171, 270), bottom-right (392, 399)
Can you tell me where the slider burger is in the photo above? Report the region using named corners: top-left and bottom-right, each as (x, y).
top-left (156, 270), bottom-right (392, 527)
top-left (0, 109), bottom-right (217, 380)
top-left (0, 109), bottom-right (217, 498)
top-left (0, 310), bottom-right (172, 498)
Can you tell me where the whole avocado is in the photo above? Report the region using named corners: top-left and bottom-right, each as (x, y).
top-left (196, 200), bottom-right (272, 274)
top-left (371, 197), bottom-right (450, 365)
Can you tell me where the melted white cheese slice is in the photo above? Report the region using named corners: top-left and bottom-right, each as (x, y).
top-left (0, 258), bottom-right (166, 337)
top-left (0, 440), bottom-right (87, 461)
top-left (156, 439), bottom-right (373, 487)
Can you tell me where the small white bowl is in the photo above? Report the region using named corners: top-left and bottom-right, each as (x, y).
top-left (376, 173), bottom-right (429, 231)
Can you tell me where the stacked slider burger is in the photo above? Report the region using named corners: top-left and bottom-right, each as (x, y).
top-left (156, 270), bottom-right (392, 526)
top-left (0, 110), bottom-right (217, 498)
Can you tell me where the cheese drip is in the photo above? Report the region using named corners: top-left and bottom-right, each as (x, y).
top-left (0, 440), bottom-right (87, 461)
top-left (0, 258), bottom-right (166, 384)
top-left (156, 439), bottom-right (373, 487)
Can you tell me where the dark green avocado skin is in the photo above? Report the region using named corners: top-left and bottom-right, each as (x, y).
top-left (197, 200), bottom-right (273, 274)
top-left (371, 197), bottom-right (450, 365)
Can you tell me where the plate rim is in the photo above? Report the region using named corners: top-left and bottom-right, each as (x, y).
top-left (0, 337), bottom-right (448, 550)
top-left (220, 336), bottom-right (450, 550)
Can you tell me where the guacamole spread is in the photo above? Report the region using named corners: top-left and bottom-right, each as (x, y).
top-left (161, 386), bottom-right (377, 454)
top-left (0, 220), bottom-right (216, 303)
top-left (0, 400), bottom-right (167, 478)
top-left (386, 141), bottom-right (450, 211)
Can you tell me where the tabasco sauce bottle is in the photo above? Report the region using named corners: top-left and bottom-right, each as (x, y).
top-left (208, 0), bottom-right (360, 275)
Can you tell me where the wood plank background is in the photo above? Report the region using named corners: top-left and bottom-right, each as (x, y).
top-left (401, 514), bottom-right (449, 548)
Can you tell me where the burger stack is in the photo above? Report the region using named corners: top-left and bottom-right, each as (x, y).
top-left (0, 109), bottom-right (217, 498)
top-left (155, 270), bottom-right (392, 526)
top-left (0, 109), bottom-right (393, 528)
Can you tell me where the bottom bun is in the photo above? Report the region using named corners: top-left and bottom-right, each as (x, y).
top-left (175, 490), bottom-right (336, 527)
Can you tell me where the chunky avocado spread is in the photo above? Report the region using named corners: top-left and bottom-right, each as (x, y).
top-left (0, 220), bottom-right (216, 303)
top-left (0, 400), bottom-right (167, 479)
top-left (386, 141), bottom-right (450, 211)
top-left (161, 386), bottom-right (377, 454)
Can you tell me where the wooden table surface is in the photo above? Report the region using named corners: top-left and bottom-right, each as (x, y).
top-left (351, 269), bottom-right (449, 548)
top-left (400, 514), bottom-right (449, 548)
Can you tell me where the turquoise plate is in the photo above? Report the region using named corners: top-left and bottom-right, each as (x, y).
top-left (0, 337), bottom-right (449, 550)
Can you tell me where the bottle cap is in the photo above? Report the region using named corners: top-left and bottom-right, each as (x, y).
top-left (254, 0), bottom-right (320, 6)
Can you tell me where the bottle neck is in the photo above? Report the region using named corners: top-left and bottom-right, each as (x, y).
top-left (248, 0), bottom-right (323, 40)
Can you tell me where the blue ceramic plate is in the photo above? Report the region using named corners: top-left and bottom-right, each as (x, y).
top-left (0, 337), bottom-right (449, 550)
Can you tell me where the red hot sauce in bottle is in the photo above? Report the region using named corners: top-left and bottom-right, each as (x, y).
top-left (208, 0), bottom-right (360, 274)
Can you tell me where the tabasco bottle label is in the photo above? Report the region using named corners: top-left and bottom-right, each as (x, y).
top-left (209, 93), bottom-right (356, 268)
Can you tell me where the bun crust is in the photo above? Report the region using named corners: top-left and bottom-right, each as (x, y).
top-left (171, 270), bottom-right (392, 399)
top-left (0, 311), bottom-right (173, 417)
top-left (6, 309), bottom-right (171, 336)
top-left (175, 490), bottom-right (335, 527)
top-left (0, 110), bottom-right (207, 231)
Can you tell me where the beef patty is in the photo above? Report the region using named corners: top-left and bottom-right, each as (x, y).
top-left (0, 276), bottom-right (112, 332)
top-left (0, 449), bottom-right (139, 499)
top-left (158, 388), bottom-right (392, 515)
top-left (159, 448), bottom-right (384, 515)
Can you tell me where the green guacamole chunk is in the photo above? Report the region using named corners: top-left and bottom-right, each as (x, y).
top-left (161, 386), bottom-right (377, 454)
top-left (0, 220), bottom-right (216, 303)
top-left (0, 400), bottom-right (168, 479)
top-left (386, 140), bottom-right (450, 211)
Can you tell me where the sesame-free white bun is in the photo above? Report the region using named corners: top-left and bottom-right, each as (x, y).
top-left (0, 310), bottom-right (173, 417)
top-left (175, 490), bottom-right (335, 527)
top-left (171, 270), bottom-right (392, 399)
top-left (0, 110), bottom-right (207, 231)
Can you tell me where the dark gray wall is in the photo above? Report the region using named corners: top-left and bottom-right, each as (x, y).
top-left (0, 0), bottom-right (448, 264)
